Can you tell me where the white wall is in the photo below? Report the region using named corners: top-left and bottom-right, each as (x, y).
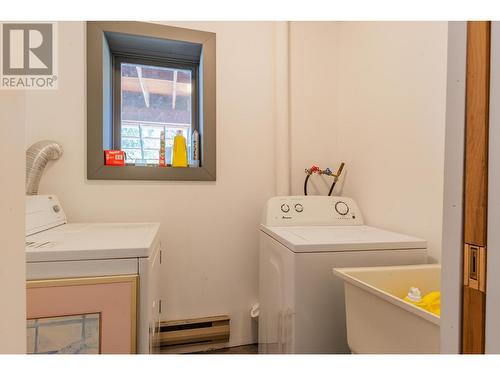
top-left (486, 21), bottom-right (500, 354)
top-left (290, 22), bottom-right (448, 262)
top-left (290, 22), bottom-right (342, 196)
top-left (25, 21), bottom-right (277, 346)
top-left (0, 91), bottom-right (26, 353)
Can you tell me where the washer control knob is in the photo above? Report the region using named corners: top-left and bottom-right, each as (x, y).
top-left (335, 201), bottom-right (349, 216)
top-left (295, 203), bottom-right (303, 213)
top-left (281, 203), bottom-right (290, 213)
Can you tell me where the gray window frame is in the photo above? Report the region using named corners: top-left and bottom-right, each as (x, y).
top-left (87, 21), bottom-right (216, 181)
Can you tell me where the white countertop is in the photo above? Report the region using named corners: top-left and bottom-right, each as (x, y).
top-left (25, 222), bottom-right (160, 262)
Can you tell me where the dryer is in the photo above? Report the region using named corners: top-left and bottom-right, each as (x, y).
top-left (258, 195), bottom-right (427, 354)
top-left (25, 195), bottom-right (162, 354)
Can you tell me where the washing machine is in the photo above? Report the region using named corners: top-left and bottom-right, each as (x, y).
top-left (258, 195), bottom-right (428, 354)
top-left (25, 195), bottom-right (162, 354)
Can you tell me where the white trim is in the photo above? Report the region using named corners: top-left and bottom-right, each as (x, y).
top-left (274, 22), bottom-right (291, 196)
top-left (440, 21), bottom-right (467, 354)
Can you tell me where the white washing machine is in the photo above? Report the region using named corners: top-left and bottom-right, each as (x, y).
top-left (258, 195), bottom-right (428, 354)
top-left (25, 195), bottom-right (162, 354)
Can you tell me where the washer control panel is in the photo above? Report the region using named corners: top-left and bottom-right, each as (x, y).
top-left (334, 201), bottom-right (349, 216)
top-left (280, 203), bottom-right (290, 213)
top-left (263, 196), bottom-right (364, 226)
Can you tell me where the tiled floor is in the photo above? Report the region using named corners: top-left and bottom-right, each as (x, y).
top-left (195, 344), bottom-right (258, 354)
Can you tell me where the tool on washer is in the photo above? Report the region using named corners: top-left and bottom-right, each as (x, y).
top-left (304, 162), bottom-right (345, 196)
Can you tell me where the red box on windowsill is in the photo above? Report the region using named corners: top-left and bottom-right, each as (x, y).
top-left (104, 150), bottom-right (126, 166)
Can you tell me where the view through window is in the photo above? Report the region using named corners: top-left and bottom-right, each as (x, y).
top-left (120, 62), bottom-right (193, 165)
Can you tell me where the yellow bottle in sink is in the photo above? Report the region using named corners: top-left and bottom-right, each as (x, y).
top-left (172, 130), bottom-right (188, 167)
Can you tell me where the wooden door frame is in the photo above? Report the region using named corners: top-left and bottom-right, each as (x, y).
top-left (462, 20), bottom-right (490, 354)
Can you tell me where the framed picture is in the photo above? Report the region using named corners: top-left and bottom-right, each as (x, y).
top-left (27, 275), bottom-right (138, 354)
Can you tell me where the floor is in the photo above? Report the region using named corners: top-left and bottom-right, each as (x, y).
top-left (194, 344), bottom-right (258, 354)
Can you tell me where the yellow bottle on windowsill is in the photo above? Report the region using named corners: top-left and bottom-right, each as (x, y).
top-left (172, 130), bottom-right (188, 167)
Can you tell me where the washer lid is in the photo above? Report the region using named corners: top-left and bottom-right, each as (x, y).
top-left (260, 224), bottom-right (427, 253)
top-left (25, 222), bottom-right (160, 262)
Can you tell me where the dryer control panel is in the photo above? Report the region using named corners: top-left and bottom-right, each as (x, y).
top-left (262, 196), bottom-right (364, 226)
top-left (26, 195), bottom-right (67, 236)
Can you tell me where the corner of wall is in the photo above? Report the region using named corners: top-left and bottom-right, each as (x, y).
top-left (0, 90), bottom-right (27, 353)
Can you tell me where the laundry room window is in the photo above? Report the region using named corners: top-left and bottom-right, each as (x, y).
top-left (86, 22), bottom-right (216, 181)
top-left (117, 60), bottom-right (195, 165)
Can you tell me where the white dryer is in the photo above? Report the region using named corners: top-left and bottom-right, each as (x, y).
top-left (25, 195), bottom-right (162, 354)
top-left (258, 195), bottom-right (427, 354)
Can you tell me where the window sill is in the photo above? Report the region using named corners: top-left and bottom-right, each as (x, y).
top-left (87, 164), bottom-right (215, 181)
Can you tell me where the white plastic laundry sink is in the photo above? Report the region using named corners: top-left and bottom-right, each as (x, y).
top-left (333, 264), bottom-right (440, 354)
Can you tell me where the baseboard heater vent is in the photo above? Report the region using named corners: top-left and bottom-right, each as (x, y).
top-left (155, 315), bottom-right (230, 353)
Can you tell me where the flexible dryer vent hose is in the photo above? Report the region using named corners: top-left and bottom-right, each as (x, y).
top-left (25, 140), bottom-right (63, 195)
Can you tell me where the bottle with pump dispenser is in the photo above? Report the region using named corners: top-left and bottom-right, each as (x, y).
top-left (172, 130), bottom-right (188, 167)
top-left (191, 129), bottom-right (200, 167)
